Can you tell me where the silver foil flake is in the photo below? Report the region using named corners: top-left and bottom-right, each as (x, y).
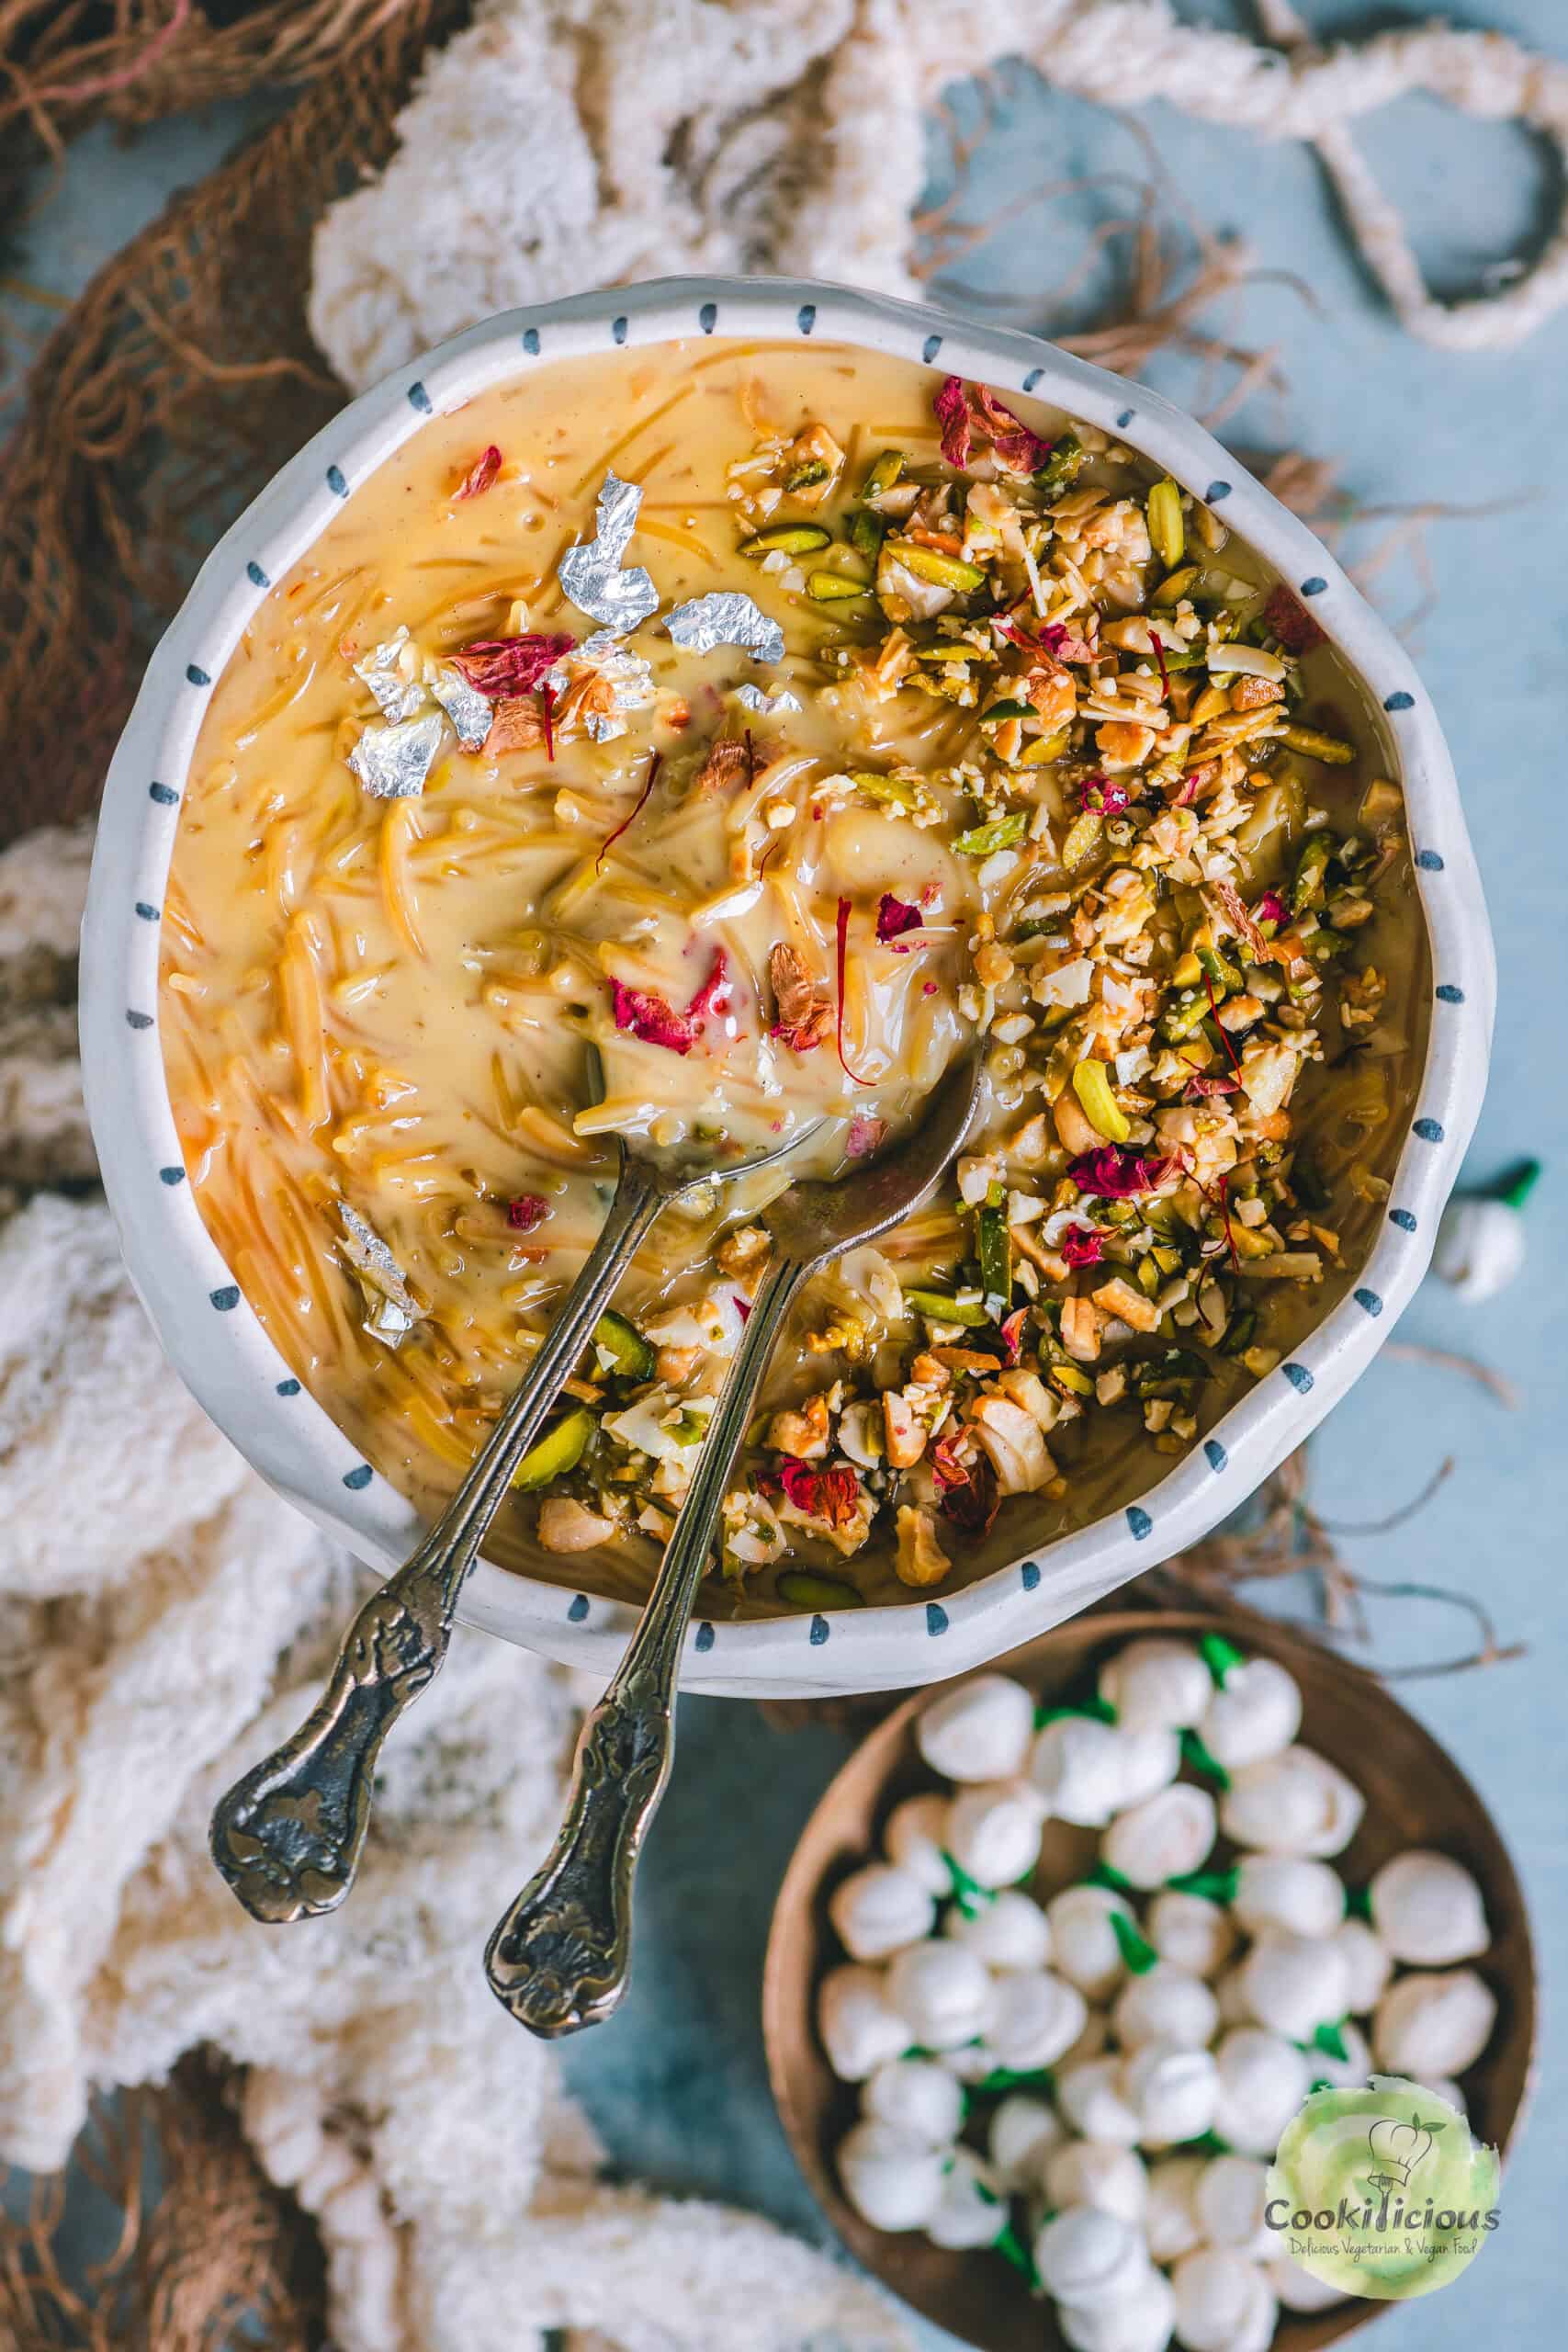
top-left (663, 592), bottom-right (784, 664)
top-left (337, 1204), bottom-right (421, 1345)
top-left (558, 470), bottom-right (660, 630)
top-left (430, 665), bottom-right (493, 750)
top-left (355, 628), bottom-right (426, 723)
top-left (347, 709), bottom-right (446, 798)
top-left (732, 682), bottom-right (802, 715)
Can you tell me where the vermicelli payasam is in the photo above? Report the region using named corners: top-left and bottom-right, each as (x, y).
top-left (159, 340), bottom-right (1427, 1617)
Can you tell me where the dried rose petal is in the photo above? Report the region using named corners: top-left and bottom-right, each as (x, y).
top-left (933, 1438), bottom-right (999, 1535)
top-left (1060, 1225), bottom-right (1105, 1269)
top-left (969, 383), bottom-right (1054, 476)
top-left (931, 1432), bottom-right (970, 1489)
top-left (507, 1193), bottom-right (548, 1231)
top-left (1252, 889), bottom-right (1287, 929)
top-left (875, 892), bottom-right (922, 945)
top-left (846, 1113), bottom-right (886, 1159)
top-left (934, 374), bottom-right (972, 469)
top-left (998, 614), bottom-right (1097, 665)
top-left (608, 945), bottom-right (729, 1055)
top-left (775, 1456), bottom-right (861, 1530)
top-left (455, 445), bottom-right (502, 501)
top-left (1263, 584), bottom-right (1325, 655)
top-left (1041, 622), bottom-right (1100, 666)
top-left (1185, 1073), bottom-right (1239, 1100)
top-left (454, 633), bottom-right (575, 698)
top-left (1078, 773), bottom-right (1130, 815)
top-left (819, 1466), bottom-right (863, 1530)
top-left (994, 616), bottom-right (1043, 657)
top-left (938, 380), bottom-right (1052, 478)
top-left (1069, 1146), bottom-right (1179, 1199)
top-left (610, 978), bottom-right (694, 1055)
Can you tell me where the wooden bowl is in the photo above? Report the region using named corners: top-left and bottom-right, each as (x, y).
top-left (762, 1611), bottom-right (1537, 2352)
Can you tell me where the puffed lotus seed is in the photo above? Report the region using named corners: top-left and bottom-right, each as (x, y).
top-left (916, 1673), bottom-right (1034, 1782)
top-left (1369, 1849), bottom-right (1490, 1966)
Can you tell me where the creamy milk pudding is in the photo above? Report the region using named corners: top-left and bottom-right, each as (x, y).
top-left (160, 339), bottom-right (1426, 1617)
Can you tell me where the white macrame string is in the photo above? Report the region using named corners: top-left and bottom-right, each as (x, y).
top-left (896, 0), bottom-right (1568, 353)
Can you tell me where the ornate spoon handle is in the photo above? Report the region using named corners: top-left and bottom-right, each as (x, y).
top-left (484, 1251), bottom-right (808, 2034)
top-left (209, 1159), bottom-right (665, 1925)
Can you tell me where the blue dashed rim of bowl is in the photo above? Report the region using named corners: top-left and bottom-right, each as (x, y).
top-left (80, 277), bottom-right (1494, 1700)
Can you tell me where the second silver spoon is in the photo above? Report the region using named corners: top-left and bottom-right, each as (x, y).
top-left (209, 1105), bottom-right (808, 1926)
top-left (483, 1052), bottom-right (984, 2036)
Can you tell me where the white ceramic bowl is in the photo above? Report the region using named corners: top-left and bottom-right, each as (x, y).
top-left (81, 275), bottom-right (1493, 1700)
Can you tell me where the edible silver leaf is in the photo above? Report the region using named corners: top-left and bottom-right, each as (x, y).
top-left (337, 1204), bottom-right (421, 1345)
top-left (663, 593), bottom-right (784, 664)
top-left (558, 470), bottom-right (660, 630)
top-left (431, 665), bottom-right (493, 750)
top-left (732, 682), bottom-right (802, 715)
top-left (355, 628), bottom-right (426, 723)
top-left (347, 709), bottom-right (446, 797)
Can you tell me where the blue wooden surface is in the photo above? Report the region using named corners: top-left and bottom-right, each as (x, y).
top-left (8, 7), bottom-right (1562, 2337)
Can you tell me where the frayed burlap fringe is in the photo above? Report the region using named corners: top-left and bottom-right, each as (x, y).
top-left (0, 0), bottom-right (468, 849)
top-left (0, 2057), bottom-right (327, 2352)
top-left (0, 1), bottom-right (420, 144)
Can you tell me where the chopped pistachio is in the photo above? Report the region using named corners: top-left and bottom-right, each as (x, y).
top-left (862, 449), bottom-right (905, 498)
top-left (1072, 1059), bottom-right (1132, 1143)
top-left (1060, 809), bottom-right (1102, 868)
top-left (954, 811), bottom-right (1029, 856)
top-left (739, 523), bottom-right (831, 556)
top-left (513, 1404), bottom-right (594, 1491)
top-left (886, 539), bottom-right (987, 594)
top-left (1146, 477), bottom-right (1186, 570)
top-left (1152, 563), bottom-right (1201, 608)
top-left (1033, 432), bottom-right (1086, 495)
top-left (1281, 723), bottom-right (1355, 764)
top-left (807, 569), bottom-right (870, 601)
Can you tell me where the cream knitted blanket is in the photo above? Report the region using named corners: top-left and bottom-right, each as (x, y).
top-left (0, 820), bottom-right (911, 2351)
top-left (309, 0), bottom-right (1568, 394)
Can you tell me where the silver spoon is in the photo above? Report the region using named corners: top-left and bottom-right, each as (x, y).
top-left (483, 1051), bottom-right (984, 2036)
top-left (209, 1074), bottom-right (815, 1926)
